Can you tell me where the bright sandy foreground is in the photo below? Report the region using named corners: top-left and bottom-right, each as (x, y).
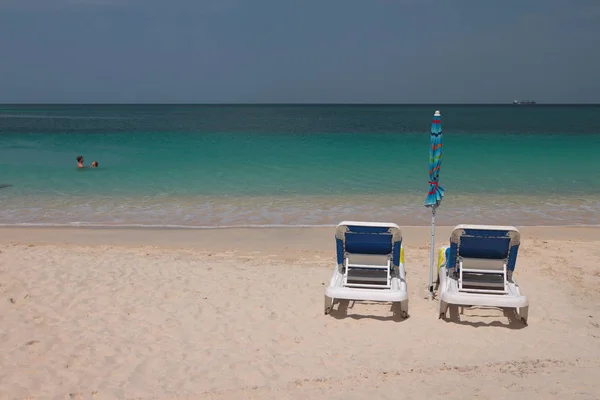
top-left (1, 226), bottom-right (600, 400)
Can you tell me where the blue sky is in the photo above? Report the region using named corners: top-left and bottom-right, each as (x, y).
top-left (0, 0), bottom-right (598, 103)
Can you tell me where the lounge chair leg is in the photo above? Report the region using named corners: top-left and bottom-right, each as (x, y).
top-left (324, 295), bottom-right (334, 315)
top-left (519, 306), bottom-right (529, 325)
top-left (400, 300), bottom-right (409, 318)
top-left (439, 300), bottom-right (448, 319)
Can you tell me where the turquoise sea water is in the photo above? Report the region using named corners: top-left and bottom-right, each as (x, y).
top-left (1, 104), bottom-right (600, 227)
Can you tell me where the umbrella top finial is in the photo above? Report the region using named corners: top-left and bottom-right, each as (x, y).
top-left (434, 110), bottom-right (441, 116)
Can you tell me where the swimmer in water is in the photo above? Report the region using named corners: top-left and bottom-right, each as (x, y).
top-left (76, 156), bottom-right (85, 168)
top-left (91, 161), bottom-right (98, 168)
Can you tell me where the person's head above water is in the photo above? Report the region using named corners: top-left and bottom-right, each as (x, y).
top-left (91, 161), bottom-right (98, 167)
top-left (76, 155), bottom-right (84, 168)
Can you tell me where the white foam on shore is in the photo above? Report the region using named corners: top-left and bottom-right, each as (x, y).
top-left (0, 222), bottom-right (338, 229)
top-left (1, 193), bottom-right (599, 228)
top-left (0, 222), bottom-right (599, 230)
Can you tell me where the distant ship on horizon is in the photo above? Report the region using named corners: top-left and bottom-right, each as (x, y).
top-left (513, 100), bottom-right (537, 105)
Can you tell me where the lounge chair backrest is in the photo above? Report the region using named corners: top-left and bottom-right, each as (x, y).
top-left (335, 221), bottom-right (402, 268)
top-left (461, 257), bottom-right (506, 271)
top-left (447, 225), bottom-right (520, 271)
top-left (460, 236), bottom-right (510, 259)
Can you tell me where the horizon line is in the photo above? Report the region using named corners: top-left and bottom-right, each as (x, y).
top-left (1, 102), bottom-right (599, 106)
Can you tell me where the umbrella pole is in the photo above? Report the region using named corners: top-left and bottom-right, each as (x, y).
top-left (428, 206), bottom-right (436, 299)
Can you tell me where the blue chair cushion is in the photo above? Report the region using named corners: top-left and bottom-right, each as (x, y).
top-left (345, 232), bottom-right (393, 255)
top-left (459, 236), bottom-right (510, 259)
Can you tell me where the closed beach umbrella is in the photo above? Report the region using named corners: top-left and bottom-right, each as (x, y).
top-left (425, 110), bottom-right (444, 298)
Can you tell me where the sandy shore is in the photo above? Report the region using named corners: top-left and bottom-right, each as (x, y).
top-left (1, 226), bottom-right (600, 399)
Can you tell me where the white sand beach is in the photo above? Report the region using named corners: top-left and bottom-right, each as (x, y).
top-left (1, 226), bottom-right (600, 399)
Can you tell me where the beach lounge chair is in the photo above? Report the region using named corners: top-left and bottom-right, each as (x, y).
top-left (437, 224), bottom-right (529, 324)
top-left (324, 221), bottom-right (408, 318)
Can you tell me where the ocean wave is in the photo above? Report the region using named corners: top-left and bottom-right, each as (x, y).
top-left (1, 222), bottom-right (599, 230)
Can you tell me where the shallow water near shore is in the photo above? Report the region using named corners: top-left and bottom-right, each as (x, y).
top-left (1, 104), bottom-right (600, 227)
